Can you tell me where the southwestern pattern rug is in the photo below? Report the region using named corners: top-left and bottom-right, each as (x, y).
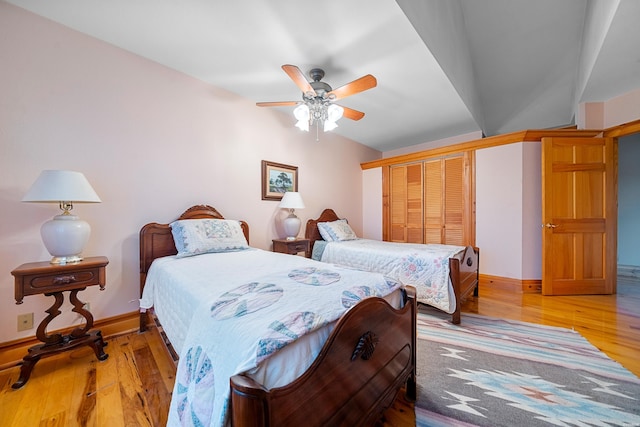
top-left (415, 309), bottom-right (640, 427)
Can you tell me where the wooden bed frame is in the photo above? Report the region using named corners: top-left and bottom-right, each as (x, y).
top-left (305, 208), bottom-right (479, 325)
top-left (138, 205), bottom-right (250, 332)
top-left (139, 205), bottom-right (417, 427)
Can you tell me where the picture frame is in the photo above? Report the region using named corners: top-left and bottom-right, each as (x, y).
top-left (262, 160), bottom-right (298, 201)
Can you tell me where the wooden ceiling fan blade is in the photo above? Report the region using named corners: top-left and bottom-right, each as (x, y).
top-left (282, 64), bottom-right (316, 96)
top-left (328, 74), bottom-right (377, 100)
top-left (256, 101), bottom-right (300, 107)
top-left (341, 106), bottom-right (365, 121)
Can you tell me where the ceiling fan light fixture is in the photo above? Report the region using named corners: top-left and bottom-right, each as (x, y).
top-left (293, 100), bottom-right (344, 134)
top-left (294, 104), bottom-right (310, 131)
top-left (327, 104), bottom-right (344, 121)
top-left (323, 119), bottom-right (338, 132)
top-left (293, 104), bottom-right (309, 121)
top-left (295, 120), bottom-right (310, 132)
top-left (324, 104), bottom-right (344, 132)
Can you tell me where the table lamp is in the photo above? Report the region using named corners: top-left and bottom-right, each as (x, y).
top-left (22, 170), bottom-right (101, 264)
top-left (278, 192), bottom-right (305, 240)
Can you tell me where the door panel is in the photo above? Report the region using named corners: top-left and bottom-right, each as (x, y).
top-left (423, 155), bottom-right (466, 245)
top-left (390, 166), bottom-right (407, 242)
top-left (542, 137), bottom-right (616, 295)
top-left (424, 160), bottom-right (443, 244)
top-left (444, 156), bottom-right (464, 245)
top-left (390, 164), bottom-right (423, 243)
top-left (406, 164), bottom-right (423, 243)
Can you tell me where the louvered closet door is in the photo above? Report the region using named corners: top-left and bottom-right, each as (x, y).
top-left (424, 160), bottom-right (443, 243)
top-left (385, 152), bottom-right (472, 246)
top-left (423, 155), bottom-right (465, 245)
top-left (390, 163), bottom-right (423, 243)
top-left (390, 166), bottom-right (407, 242)
top-left (444, 156), bottom-right (464, 244)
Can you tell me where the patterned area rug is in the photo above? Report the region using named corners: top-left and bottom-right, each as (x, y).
top-left (415, 308), bottom-right (640, 426)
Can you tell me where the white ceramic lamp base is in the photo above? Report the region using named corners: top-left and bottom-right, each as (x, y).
top-left (283, 214), bottom-right (301, 241)
top-left (40, 213), bottom-right (91, 264)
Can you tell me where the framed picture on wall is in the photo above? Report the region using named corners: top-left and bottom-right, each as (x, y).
top-left (262, 160), bottom-right (298, 200)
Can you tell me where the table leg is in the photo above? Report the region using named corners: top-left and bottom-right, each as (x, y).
top-left (88, 330), bottom-right (109, 361)
top-left (69, 289), bottom-right (93, 338)
top-left (11, 353), bottom-right (40, 389)
top-left (36, 292), bottom-right (65, 345)
top-left (11, 289), bottom-right (109, 389)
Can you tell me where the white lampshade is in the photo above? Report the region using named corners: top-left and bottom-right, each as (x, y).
top-left (22, 170), bottom-right (101, 203)
top-left (293, 104), bottom-right (310, 132)
top-left (278, 192), bottom-right (305, 240)
top-left (327, 104), bottom-right (344, 122)
top-left (324, 104), bottom-right (344, 132)
top-left (324, 120), bottom-right (338, 132)
top-left (278, 192), bottom-right (305, 210)
top-left (23, 170), bottom-right (101, 264)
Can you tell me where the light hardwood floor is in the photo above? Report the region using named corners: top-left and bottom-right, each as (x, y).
top-left (1, 279), bottom-right (638, 427)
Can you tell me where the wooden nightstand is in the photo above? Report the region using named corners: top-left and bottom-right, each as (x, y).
top-left (11, 256), bottom-right (109, 389)
top-left (272, 238), bottom-right (310, 257)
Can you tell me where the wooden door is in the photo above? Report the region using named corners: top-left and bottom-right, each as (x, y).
top-left (390, 163), bottom-right (423, 243)
top-left (541, 137), bottom-right (617, 295)
top-left (423, 159), bottom-right (443, 243)
top-left (424, 155), bottom-right (467, 245)
top-left (444, 156), bottom-right (465, 244)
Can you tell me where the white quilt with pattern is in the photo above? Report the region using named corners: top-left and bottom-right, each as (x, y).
top-left (320, 239), bottom-right (465, 314)
top-left (141, 249), bottom-right (400, 427)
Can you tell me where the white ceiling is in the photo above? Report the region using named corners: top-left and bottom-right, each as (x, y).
top-left (7, 0), bottom-right (640, 152)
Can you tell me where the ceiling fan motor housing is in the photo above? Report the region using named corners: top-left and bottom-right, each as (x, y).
top-left (308, 68), bottom-right (332, 98)
top-left (309, 68), bottom-right (325, 81)
top-left (309, 81), bottom-right (332, 97)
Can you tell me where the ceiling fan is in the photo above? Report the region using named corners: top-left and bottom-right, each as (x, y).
top-left (256, 65), bottom-right (377, 133)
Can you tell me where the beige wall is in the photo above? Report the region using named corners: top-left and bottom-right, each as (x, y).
top-left (475, 142), bottom-right (542, 280)
top-left (577, 87), bottom-right (640, 129)
top-left (361, 168), bottom-right (383, 240)
top-left (0, 4), bottom-right (381, 343)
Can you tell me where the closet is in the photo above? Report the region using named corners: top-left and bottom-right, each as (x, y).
top-left (385, 151), bottom-right (474, 246)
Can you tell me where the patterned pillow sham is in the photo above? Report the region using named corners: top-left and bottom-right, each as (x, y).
top-left (317, 219), bottom-right (358, 242)
top-left (170, 219), bottom-right (249, 258)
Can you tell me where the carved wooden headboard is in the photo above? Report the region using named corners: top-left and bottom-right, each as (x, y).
top-left (304, 208), bottom-right (341, 256)
top-left (139, 204), bottom-right (249, 296)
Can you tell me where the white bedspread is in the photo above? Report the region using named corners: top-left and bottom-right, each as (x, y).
top-left (140, 249), bottom-right (401, 427)
top-left (320, 239), bottom-right (465, 313)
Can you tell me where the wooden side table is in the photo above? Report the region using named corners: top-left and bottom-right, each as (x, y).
top-left (11, 256), bottom-right (110, 389)
top-left (272, 238), bottom-right (310, 257)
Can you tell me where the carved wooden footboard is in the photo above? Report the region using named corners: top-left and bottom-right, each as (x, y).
top-left (230, 287), bottom-right (417, 427)
top-left (449, 245), bottom-right (479, 324)
top-left (305, 208), bottom-right (479, 325)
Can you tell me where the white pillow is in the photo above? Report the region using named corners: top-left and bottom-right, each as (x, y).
top-left (317, 219), bottom-right (358, 242)
top-left (170, 219), bottom-right (249, 258)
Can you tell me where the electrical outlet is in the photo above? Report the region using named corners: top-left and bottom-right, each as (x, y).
top-left (83, 302), bottom-right (90, 312)
top-left (17, 313), bottom-right (34, 332)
